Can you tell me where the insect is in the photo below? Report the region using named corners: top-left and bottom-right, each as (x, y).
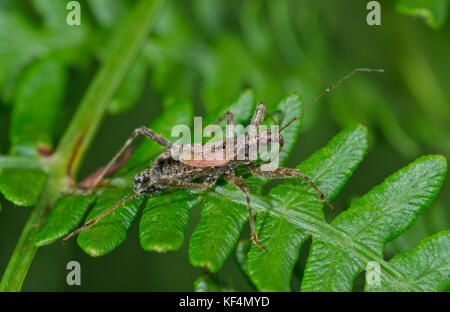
top-left (63, 68), bottom-right (383, 250)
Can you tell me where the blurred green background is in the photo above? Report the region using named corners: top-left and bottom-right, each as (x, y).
top-left (0, 0), bottom-right (448, 291)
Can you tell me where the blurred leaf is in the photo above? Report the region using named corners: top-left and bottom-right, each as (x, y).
top-left (203, 89), bottom-right (256, 127)
top-left (31, 0), bottom-right (72, 28)
top-left (366, 230), bottom-right (450, 291)
top-left (247, 125), bottom-right (368, 291)
top-left (35, 194), bottom-right (96, 246)
top-left (301, 155), bottom-right (447, 291)
top-left (10, 58), bottom-right (67, 155)
top-left (193, 0), bottom-right (226, 35)
top-left (0, 8), bottom-right (85, 103)
top-left (396, 0), bottom-right (449, 29)
top-left (0, 156), bottom-right (46, 170)
top-left (234, 239), bottom-right (255, 289)
top-left (88, 0), bottom-right (127, 27)
top-left (0, 10), bottom-right (46, 103)
top-left (0, 168), bottom-right (47, 206)
top-left (194, 273), bottom-right (235, 292)
top-left (108, 56), bottom-right (148, 115)
top-left (77, 188), bottom-right (146, 257)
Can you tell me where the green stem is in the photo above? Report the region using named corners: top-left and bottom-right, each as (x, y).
top-left (0, 0), bottom-right (165, 291)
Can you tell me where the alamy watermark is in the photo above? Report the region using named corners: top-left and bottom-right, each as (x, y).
top-left (365, 261), bottom-right (381, 286)
top-left (66, 1), bottom-right (81, 26)
top-left (66, 260), bottom-right (81, 286)
top-left (366, 1), bottom-right (381, 26)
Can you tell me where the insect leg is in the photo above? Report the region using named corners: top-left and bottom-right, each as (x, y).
top-left (250, 102), bottom-right (266, 126)
top-left (151, 178), bottom-right (216, 190)
top-left (63, 177), bottom-right (217, 242)
top-left (249, 167), bottom-right (334, 211)
top-left (214, 111), bottom-right (234, 126)
top-left (63, 192), bottom-right (138, 243)
top-left (66, 127), bottom-right (172, 195)
top-left (225, 175), bottom-right (266, 251)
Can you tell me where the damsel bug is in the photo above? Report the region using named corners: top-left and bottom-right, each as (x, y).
top-left (63, 68), bottom-right (383, 250)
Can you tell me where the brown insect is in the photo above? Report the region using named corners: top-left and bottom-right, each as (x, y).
top-left (63, 68), bottom-right (383, 250)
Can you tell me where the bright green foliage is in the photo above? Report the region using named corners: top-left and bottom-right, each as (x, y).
top-left (396, 0), bottom-right (448, 29)
top-left (366, 230), bottom-right (450, 292)
top-left (140, 190), bottom-right (200, 252)
top-left (35, 194), bottom-right (96, 246)
top-left (194, 274), bottom-right (235, 292)
top-left (301, 155), bottom-right (447, 292)
top-left (189, 189), bottom-right (249, 272)
top-left (77, 188), bottom-right (146, 257)
top-left (247, 125), bottom-right (368, 291)
top-left (0, 168), bottom-right (47, 206)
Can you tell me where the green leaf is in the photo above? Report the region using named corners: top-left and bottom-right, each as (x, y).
top-left (35, 194), bottom-right (96, 246)
top-left (77, 188), bottom-right (146, 257)
top-left (10, 58), bottom-right (67, 155)
top-left (396, 0), bottom-right (448, 29)
top-left (0, 168), bottom-right (47, 207)
top-left (31, 0), bottom-right (73, 28)
top-left (189, 189), bottom-right (249, 272)
top-left (108, 56), bottom-right (148, 115)
top-left (88, 0), bottom-right (127, 27)
top-left (301, 155), bottom-right (447, 291)
top-left (366, 230), bottom-right (450, 292)
top-left (139, 190), bottom-right (200, 252)
top-left (247, 125), bottom-right (368, 291)
top-left (194, 273), bottom-right (235, 292)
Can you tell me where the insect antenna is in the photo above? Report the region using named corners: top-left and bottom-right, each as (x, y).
top-left (279, 68), bottom-right (384, 132)
top-left (62, 192), bottom-right (140, 244)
